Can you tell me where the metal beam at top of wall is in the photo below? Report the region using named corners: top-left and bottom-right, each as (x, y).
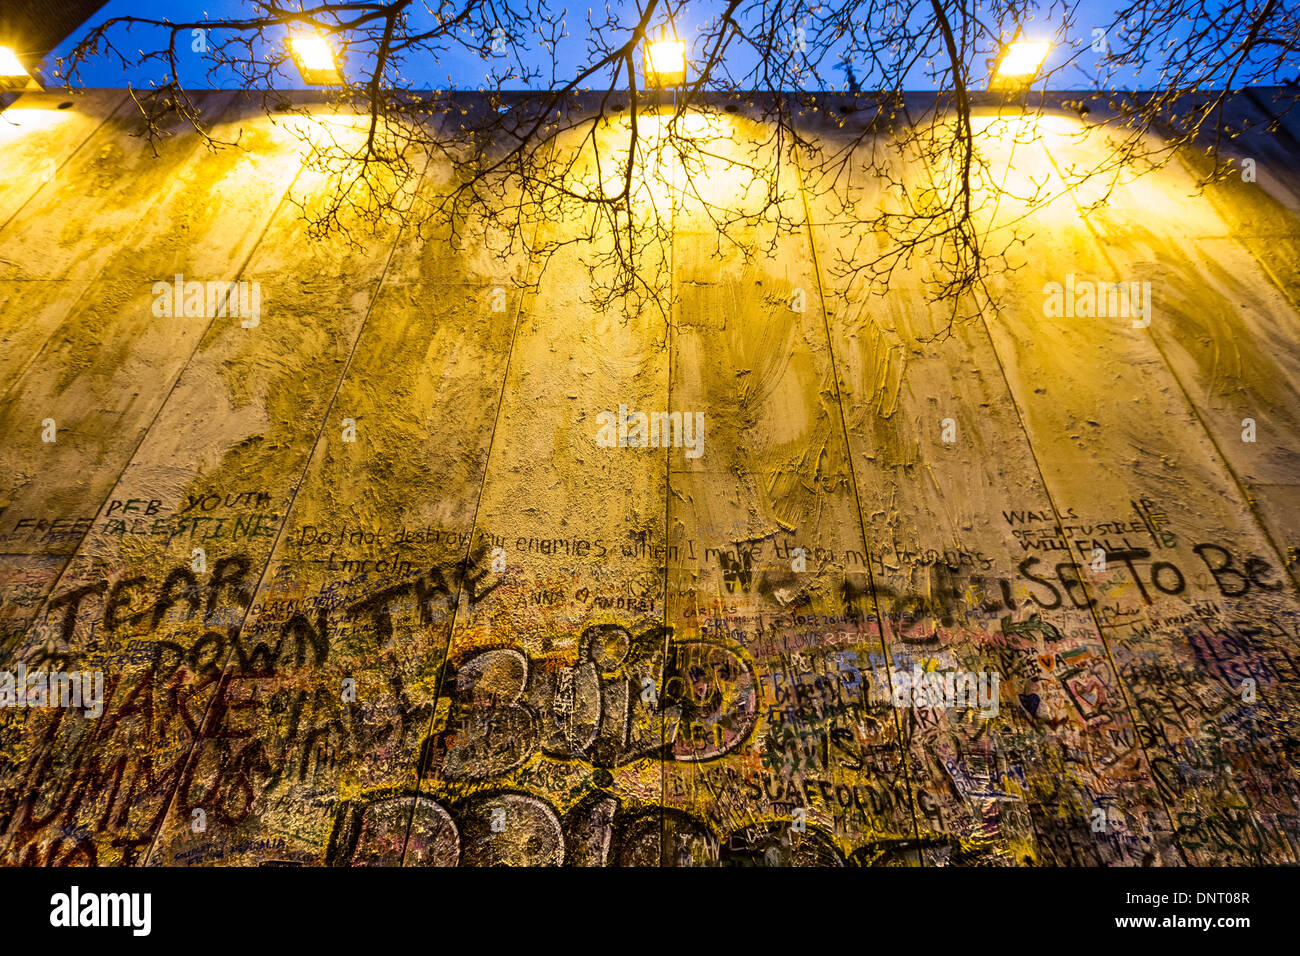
top-left (0, 1), bottom-right (108, 63)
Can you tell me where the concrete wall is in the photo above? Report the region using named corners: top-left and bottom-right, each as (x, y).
top-left (2, 88), bottom-right (1300, 865)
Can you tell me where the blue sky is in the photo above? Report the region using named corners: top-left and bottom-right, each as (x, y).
top-left (34, 0), bottom-right (1291, 92)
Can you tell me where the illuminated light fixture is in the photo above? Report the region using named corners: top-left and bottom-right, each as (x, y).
top-left (989, 37), bottom-right (1051, 91)
top-left (289, 33), bottom-right (344, 86)
top-left (643, 27), bottom-right (686, 88)
top-left (0, 46), bottom-right (42, 91)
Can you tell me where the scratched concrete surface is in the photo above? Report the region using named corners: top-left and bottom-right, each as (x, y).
top-left (1, 88), bottom-right (1299, 866)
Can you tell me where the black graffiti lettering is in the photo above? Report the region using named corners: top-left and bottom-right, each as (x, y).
top-left (346, 582), bottom-right (411, 647)
top-left (1108, 549), bottom-right (1153, 604)
top-left (1151, 560), bottom-right (1185, 595)
top-left (458, 550), bottom-right (503, 605)
top-left (329, 789), bottom-right (981, 867)
top-left (103, 576), bottom-right (147, 633)
top-left (1245, 556), bottom-right (1280, 591)
top-left (1018, 558), bottom-right (1062, 609)
top-left (279, 611), bottom-right (329, 667)
top-left (1193, 544), bottom-right (1250, 598)
top-left (413, 567), bottom-right (454, 622)
top-left (1054, 562), bottom-right (1094, 610)
top-left (206, 556), bottom-right (253, 620)
top-left (46, 582), bottom-right (107, 647)
top-left (715, 548), bottom-right (755, 593)
top-left (150, 567), bottom-right (202, 631)
top-left (188, 631), bottom-right (227, 677)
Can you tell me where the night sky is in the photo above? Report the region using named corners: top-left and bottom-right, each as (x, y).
top-left (37, 0), bottom-right (1236, 92)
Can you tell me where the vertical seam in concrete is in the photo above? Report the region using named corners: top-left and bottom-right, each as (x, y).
top-left (973, 131), bottom-right (1184, 863)
top-left (1069, 168), bottom-right (1296, 862)
top-left (791, 120), bottom-right (924, 858)
top-left (138, 149), bottom-right (347, 866)
top-left (1116, 104), bottom-right (1300, 599)
top-left (1130, 214), bottom-right (1300, 600)
top-left (0, 122), bottom-right (313, 865)
top-left (398, 133), bottom-right (557, 866)
top-left (1169, 110), bottom-right (1300, 594)
top-left (972, 138), bottom-right (1196, 864)
top-left (661, 90), bottom-right (678, 866)
top-left (1175, 94), bottom-right (1300, 333)
top-left (1060, 151), bottom-right (1300, 605)
top-left (973, 299), bottom-right (1189, 864)
top-left (2, 120), bottom-right (313, 649)
top-left (148, 144), bottom-right (443, 864)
